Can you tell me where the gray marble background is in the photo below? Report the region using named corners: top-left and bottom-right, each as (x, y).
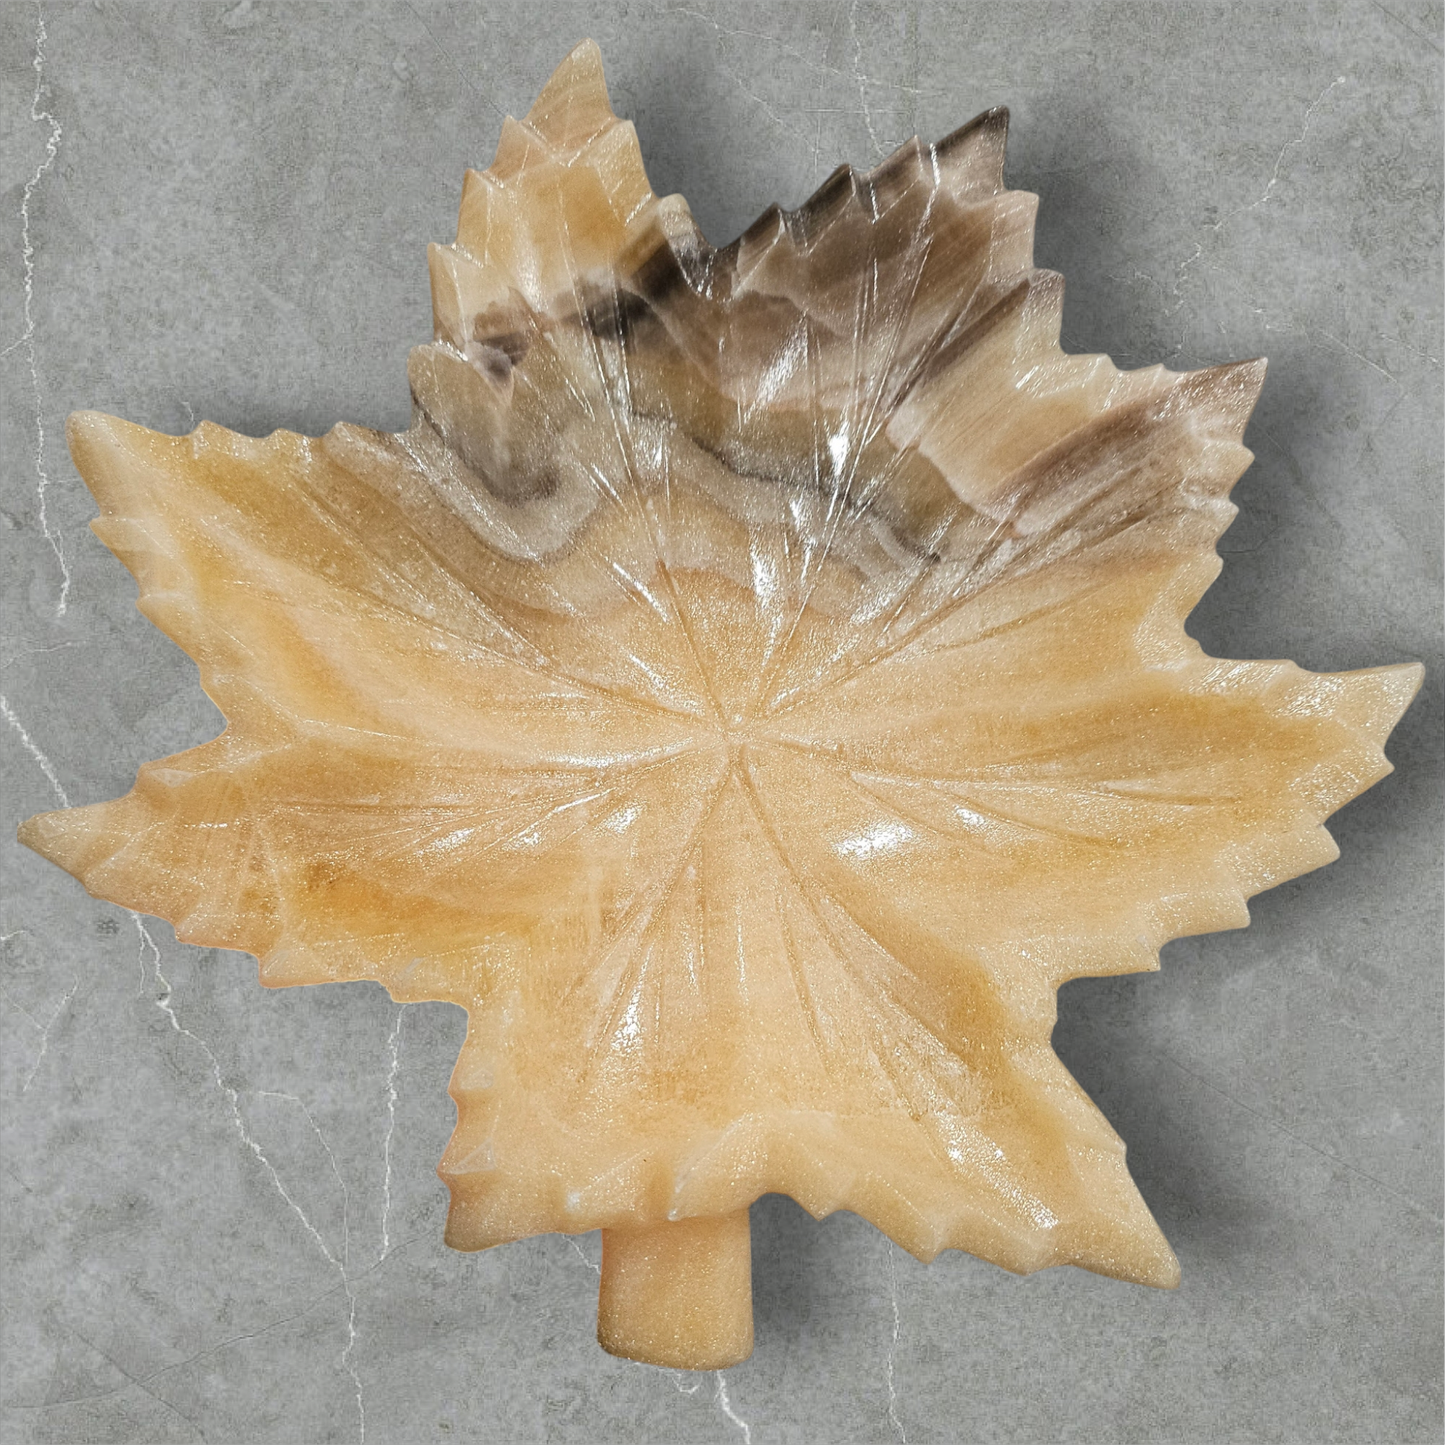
top-left (2, 3), bottom-right (1441, 1442)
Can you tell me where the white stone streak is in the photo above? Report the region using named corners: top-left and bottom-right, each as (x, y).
top-left (14, 971), bottom-right (77, 1095)
top-left (255, 1089), bottom-right (352, 1268)
top-left (715, 1370), bottom-right (751, 1444)
top-left (567, 1234), bottom-right (602, 1275)
top-left (14, 4), bottom-right (69, 615)
top-left (1, 687), bottom-right (388, 1445)
top-left (0, 638), bottom-right (79, 669)
top-left (1, 924), bottom-right (78, 1098)
top-left (256, 1088), bottom-right (366, 1444)
top-left (1, 691), bottom-right (69, 808)
top-left (675, 0), bottom-right (933, 185)
top-left (2, 673), bottom-right (374, 1440)
top-left (141, 925), bottom-right (367, 1442)
top-left (1205, 74), bottom-right (1351, 244)
top-left (1124, 74), bottom-right (1353, 348)
top-left (378, 1003), bottom-right (406, 1263)
top-left (885, 1243), bottom-right (905, 1442)
top-left (848, 0), bottom-right (884, 161)
top-left (1, 694), bottom-right (76, 1093)
top-left (668, 5), bottom-right (833, 161)
top-left (1247, 75), bottom-right (1351, 219)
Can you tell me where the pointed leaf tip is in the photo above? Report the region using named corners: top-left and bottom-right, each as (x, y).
top-left (933, 106), bottom-right (1011, 196)
top-left (524, 39), bottom-right (618, 151)
top-left (1351, 661), bottom-right (1426, 745)
top-left (65, 409), bottom-right (158, 515)
top-left (1175, 357), bottom-right (1268, 441)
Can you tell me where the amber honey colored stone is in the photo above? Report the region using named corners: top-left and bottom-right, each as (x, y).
top-left (18, 41), bottom-right (1422, 1371)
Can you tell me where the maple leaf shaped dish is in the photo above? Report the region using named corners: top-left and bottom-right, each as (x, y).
top-left (18, 41), bottom-right (1422, 1371)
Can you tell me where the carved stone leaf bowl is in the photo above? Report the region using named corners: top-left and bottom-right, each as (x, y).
top-left (19, 41), bottom-right (1421, 1369)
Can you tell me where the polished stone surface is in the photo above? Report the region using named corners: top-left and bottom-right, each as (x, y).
top-left (2, 3), bottom-right (1440, 1441)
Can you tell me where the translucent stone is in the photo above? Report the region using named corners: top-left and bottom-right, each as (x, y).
top-left (18, 40), bottom-right (1421, 1369)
